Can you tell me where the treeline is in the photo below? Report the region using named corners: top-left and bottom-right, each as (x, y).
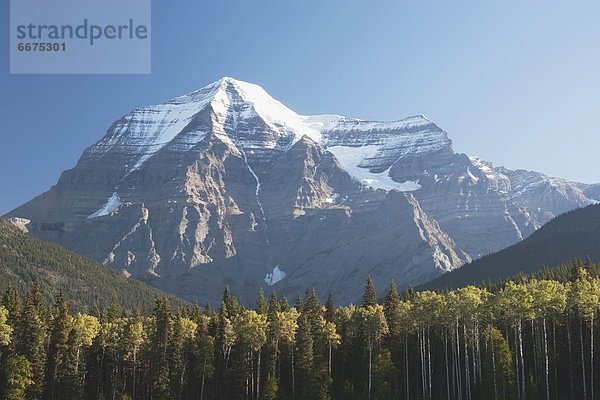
top-left (2, 262), bottom-right (600, 399)
top-left (421, 203), bottom-right (600, 292)
top-left (0, 219), bottom-right (173, 312)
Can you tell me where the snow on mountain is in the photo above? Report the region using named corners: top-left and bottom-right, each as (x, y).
top-left (89, 81), bottom-right (219, 174)
top-left (318, 114), bottom-right (453, 176)
top-left (88, 192), bottom-right (122, 218)
top-left (6, 76), bottom-right (599, 306)
top-left (303, 114), bottom-right (437, 135)
top-left (264, 266), bottom-right (286, 286)
top-left (327, 145), bottom-right (421, 191)
top-left (83, 78), bottom-right (452, 194)
top-left (88, 77), bottom-right (322, 176)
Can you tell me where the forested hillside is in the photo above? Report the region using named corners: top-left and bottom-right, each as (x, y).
top-left (1, 261), bottom-right (600, 399)
top-left (422, 203), bottom-right (600, 291)
top-left (0, 219), bottom-right (176, 312)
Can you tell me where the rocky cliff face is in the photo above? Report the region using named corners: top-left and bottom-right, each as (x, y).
top-left (5, 77), bottom-right (598, 304)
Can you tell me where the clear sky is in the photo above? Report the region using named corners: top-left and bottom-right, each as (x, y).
top-left (1, 1), bottom-right (599, 215)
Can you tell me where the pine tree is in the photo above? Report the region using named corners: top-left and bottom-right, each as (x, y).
top-left (362, 276), bottom-right (378, 308)
top-left (292, 291), bottom-right (303, 309)
top-left (16, 286), bottom-right (47, 399)
top-left (192, 315), bottom-right (215, 400)
top-left (2, 286), bottom-right (21, 331)
top-left (257, 289), bottom-right (268, 315)
top-left (222, 286), bottom-right (240, 317)
top-left (44, 292), bottom-right (70, 400)
top-left (383, 281), bottom-right (401, 337)
top-left (106, 295), bottom-right (122, 321)
top-left (4, 355), bottom-right (34, 400)
top-left (151, 297), bottom-right (171, 399)
top-left (124, 318), bottom-right (145, 400)
top-left (214, 300), bottom-right (236, 398)
top-left (325, 294), bottom-right (336, 323)
top-left (303, 288), bottom-right (325, 348)
top-left (266, 292), bottom-right (280, 381)
top-left (296, 314), bottom-right (314, 399)
top-left (279, 296), bottom-right (290, 312)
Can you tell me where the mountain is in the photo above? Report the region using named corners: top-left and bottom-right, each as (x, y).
top-left (4, 77), bottom-right (598, 304)
top-left (420, 203), bottom-right (600, 291)
top-left (0, 218), bottom-right (176, 311)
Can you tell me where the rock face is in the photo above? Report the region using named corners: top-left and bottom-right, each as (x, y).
top-left (5, 77), bottom-right (599, 304)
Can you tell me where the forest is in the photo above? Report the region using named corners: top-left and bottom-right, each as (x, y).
top-left (0, 219), bottom-right (172, 312)
top-left (1, 261), bottom-right (600, 400)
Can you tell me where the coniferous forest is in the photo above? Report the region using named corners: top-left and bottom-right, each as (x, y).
top-left (2, 262), bottom-right (600, 399)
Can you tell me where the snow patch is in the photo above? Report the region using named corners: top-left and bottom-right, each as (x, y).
top-left (503, 205), bottom-right (523, 240)
top-left (324, 193), bottom-right (339, 204)
top-left (327, 145), bottom-right (422, 192)
top-left (469, 156), bottom-right (498, 180)
top-left (88, 192), bottom-right (122, 218)
top-left (265, 266), bottom-right (286, 286)
top-left (303, 114), bottom-right (433, 133)
top-left (466, 167), bottom-right (479, 183)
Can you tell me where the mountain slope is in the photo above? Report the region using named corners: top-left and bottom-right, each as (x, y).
top-left (420, 203), bottom-right (600, 291)
top-left (0, 219), bottom-right (175, 311)
top-left (4, 77), bottom-right (598, 305)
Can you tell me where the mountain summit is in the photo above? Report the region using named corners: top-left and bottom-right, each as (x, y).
top-left (5, 77), bottom-right (599, 304)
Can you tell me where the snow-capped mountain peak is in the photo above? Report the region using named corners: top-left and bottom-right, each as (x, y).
top-left (88, 77), bottom-right (325, 175)
top-left (6, 76), bottom-right (599, 305)
top-left (207, 77), bottom-right (322, 144)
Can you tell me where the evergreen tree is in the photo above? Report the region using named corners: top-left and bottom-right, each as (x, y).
top-left (16, 286), bottom-right (47, 399)
top-left (214, 300), bottom-right (236, 398)
top-left (105, 295), bottom-right (123, 322)
top-left (151, 297), bottom-right (171, 399)
top-left (295, 314), bottom-right (314, 400)
top-left (4, 355), bottom-right (34, 400)
top-left (1, 257), bottom-right (600, 400)
top-left (362, 276), bottom-right (378, 308)
top-left (325, 294), bottom-right (336, 323)
top-left (256, 289), bottom-right (268, 315)
top-left (222, 286), bottom-right (240, 317)
top-left (2, 286), bottom-right (21, 331)
top-left (191, 315), bottom-right (215, 400)
top-left (43, 292), bottom-right (70, 400)
top-left (124, 318), bottom-right (145, 400)
top-left (383, 281), bottom-right (401, 337)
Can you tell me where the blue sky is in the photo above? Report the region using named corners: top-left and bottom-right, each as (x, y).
top-left (1, 1), bottom-right (599, 214)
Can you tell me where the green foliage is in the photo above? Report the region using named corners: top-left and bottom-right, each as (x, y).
top-left (4, 355), bottom-right (34, 400)
top-left (0, 219), bottom-right (177, 312)
top-left (372, 350), bottom-right (398, 400)
top-left (422, 204), bottom-right (600, 291)
top-left (1, 257), bottom-right (600, 399)
top-left (361, 276), bottom-right (378, 308)
top-left (261, 377), bottom-right (278, 400)
top-left (0, 306), bottom-right (12, 346)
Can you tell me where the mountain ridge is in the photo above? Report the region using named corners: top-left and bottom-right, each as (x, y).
top-left (0, 218), bottom-right (177, 311)
top-left (419, 203), bottom-right (600, 291)
top-left (4, 77), bottom-right (598, 305)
